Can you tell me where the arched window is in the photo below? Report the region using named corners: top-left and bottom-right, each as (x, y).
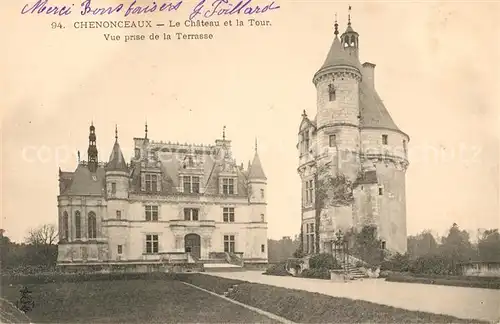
top-left (350, 35), bottom-right (356, 46)
top-left (88, 212), bottom-right (97, 239)
top-left (75, 211), bottom-right (81, 239)
top-left (62, 211), bottom-right (69, 240)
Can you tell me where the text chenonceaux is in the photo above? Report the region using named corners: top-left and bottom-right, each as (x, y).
top-left (74, 19), bottom-right (266, 28)
top-left (20, 0), bottom-right (280, 20)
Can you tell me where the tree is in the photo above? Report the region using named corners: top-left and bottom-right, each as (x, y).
top-left (25, 224), bottom-right (58, 246)
top-left (439, 223), bottom-right (476, 273)
top-left (407, 230), bottom-right (439, 259)
top-left (477, 229), bottom-right (500, 261)
top-left (350, 225), bottom-right (384, 266)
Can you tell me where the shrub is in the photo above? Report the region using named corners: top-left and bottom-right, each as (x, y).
top-left (263, 262), bottom-right (292, 277)
top-left (300, 268), bottom-right (330, 280)
top-left (309, 253), bottom-right (341, 270)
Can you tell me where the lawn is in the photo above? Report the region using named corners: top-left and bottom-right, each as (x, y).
top-left (1, 279), bottom-right (279, 323)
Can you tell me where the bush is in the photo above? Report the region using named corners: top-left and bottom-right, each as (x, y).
top-left (300, 268), bottom-right (330, 280)
top-left (309, 253), bottom-right (341, 270)
top-left (263, 262), bottom-right (292, 277)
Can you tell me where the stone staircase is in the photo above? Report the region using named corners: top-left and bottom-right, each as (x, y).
top-left (202, 252), bottom-right (244, 272)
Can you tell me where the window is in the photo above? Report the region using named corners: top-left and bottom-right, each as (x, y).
top-left (261, 244), bottom-right (265, 253)
top-left (222, 178), bottom-right (234, 195)
top-left (134, 148), bottom-right (140, 159)
top-left (381, 241), bottom-right (386, 250)
top-left (305, 180), bottom-right (314, 204)
top-left (145, 234), bottom-right (159, 253)
top-left (379, 187), bottom-right (383, 196)
top-left (224, 235), bottom-right (235, 253)
top-left (261, 214), bottom-right (265, 222)
top-left (260, 189), bottom-right (264, 199)
top-left (117, 245), bottom-right (123, 254)
top-left (382, 134), bottom-right (388, 145)
top-left (328, 84), bottom-right (336, 101)
top-left (223, 207), bottom-right (235, 222)
top-left (403, 140), bottom-right (407, 154)
top-left (116, 210), bottom-right (121, 219)
top-left (303, 131), bottom-right (310, 152)
top-left (183, 176), bottom-right (200, 194)
top-left (62, 211), bottom-right (69, 240)
top-left (88, 212), bottom-right (97, 239)
top-left (145, 205), bottom-right (159, 221)
top-left (145, 174), bottom-right (158, 192)
top-left (329, 134), bottom-right (336, 147)
top-left (111, 182), bottom-right (116, 194)
top-left (75, 211), bottom-right (81, 239)
top-left (184, 208), bottom-right (199, 221)
top-left (305, 222), bottom-right (315, 254)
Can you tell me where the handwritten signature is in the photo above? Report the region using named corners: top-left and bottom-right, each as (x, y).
top-left (20, 0), bottom-right (280, 19)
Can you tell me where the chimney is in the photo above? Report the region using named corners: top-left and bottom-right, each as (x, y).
top-left (362, 62), bottom-right (376, 88)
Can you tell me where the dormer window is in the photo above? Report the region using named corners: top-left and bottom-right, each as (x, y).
top-left (222, 178), bottom-right (235, 195)
top-left (328, 84), bottom-right (336, 101)
top-left (303, 131), bottom-right (310, 153)
top-left (145, 174), bottom-right (158, 192)
top-left (183, 176), bottom-right (200, 194)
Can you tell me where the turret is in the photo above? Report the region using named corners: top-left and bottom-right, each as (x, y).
top-left (312, 11), bottom-right (362, 180)
top-left (105, 125), bottom-right (129, 200)
top-left (248, 139), bottom-right (267, 205)
top-left (340, 6), bottom-right (359, 59)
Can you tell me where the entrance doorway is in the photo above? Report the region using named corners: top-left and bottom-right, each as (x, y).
top-left (184, 234), bottom-right (201, 259)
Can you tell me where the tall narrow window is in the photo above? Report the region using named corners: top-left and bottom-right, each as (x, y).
top-left (117, 245), bottom-right (123, 254)
top-left (192, 176), bottom-right (200, 193)
top-left (184, 208), bottom-right (199, 221)
top-left (223, 207), bottom-right (235, 222)
top-left (261, 214), bottom-right (265, 222)
top-left (145, 174), bottom-right (158, 192)
top-left (260, 189), bottom-right (264, 199)
top-left (261, 244), bottom-right (265, 253)
top-left (224, 235), bottom-right (235, 253)
top-left (222, 178), bottom-right (234, 195)
top-left (382, 134), bottom-right (388, 145)
top-left (328, 84), bottom-right (336, 101)
top-left (145, 234), bottom-right (159, 253)
top-left (88, 212), bottom-right (97, 239)
top-left (379, 187), bottom-right (384, 196)
top-left (145, 206), bottom-right (159, 221)
top-left (306, 180), bottom-right (314, 204)
top-left (183, 176), bottom-right (192, 193)
top-left (403, 140), bottom-right (407, 154)
top-left (329, 134), bottom-right (336, 147)
top-left (304, 131), bottom-right (310, 153)
top-left (111, 182), bottom-right (116, 194)
top-left (62, 211), bottom-right (69, 240)
top-left (75, 211), bottom-right (81, 239)
top-left (116, 210), bottom-right (121, 219)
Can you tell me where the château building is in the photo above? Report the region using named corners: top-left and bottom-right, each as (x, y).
top-left (298, 14), bottom-right (410, 254)
top-left (57, 124), bottom-right (268, 271)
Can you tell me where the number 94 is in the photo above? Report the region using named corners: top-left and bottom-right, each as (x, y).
top-left (51, 22), bottom-right (63, 29)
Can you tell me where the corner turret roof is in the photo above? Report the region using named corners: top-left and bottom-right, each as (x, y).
top-left (106, 141), bottom-right (128, 172)
top-left (248, 151), bottom-right (266, 181)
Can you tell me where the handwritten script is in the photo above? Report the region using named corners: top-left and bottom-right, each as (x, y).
top-left (20, 0), bottom-right (281, 19)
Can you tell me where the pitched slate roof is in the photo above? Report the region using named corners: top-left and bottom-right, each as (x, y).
top-left (316, 35), bottom-right (361, 75)
top-left (106, 141), bottom-right (128, 172)
top-left (62, 165), bottom-right (106, 196)
top-left (359, 80), bottom-right (402, 133)
top-left (248, 152), bottom-right (267, 180)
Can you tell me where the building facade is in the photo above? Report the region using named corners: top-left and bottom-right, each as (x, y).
top-left (57, 124), bottom-right (268, 270)
top-left (298, 15), bottom-right (410, 255)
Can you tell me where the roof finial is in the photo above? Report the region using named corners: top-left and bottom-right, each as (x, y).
top-left (348, 5), bottom-right (352, 26)
top-left (115, 124), bottom-right (118, 141)
top-left (77, 150), bottom-right (80, 163)
top-left (255, 138), bottom-right (258, 152)
top-left (334, 13), bottom-right (339, 36)
top-left (223, 125), bottom-right (226, 141)
top-left (145, 121), bottom-right (148, 139)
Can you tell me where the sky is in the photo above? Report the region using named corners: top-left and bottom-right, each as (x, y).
top-left (2, 1), bottom-right (499, 243)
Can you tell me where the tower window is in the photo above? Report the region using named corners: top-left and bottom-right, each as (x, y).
top-left (111, 182), bottom-right (116, 194)
top-left (261, 214), bottom-right (265, 222)
top-left (260, 189), bottom-right (264, 199)
top-left (379, 187), bottom-right (384, 196)
top-left (403, 140), bottom-right (407, 154)
top-left (75, 211), bottom-right (81, 239)
top-left (134, 148), bottom-right (140, 159)
top-left (328, 84), bottom-right (336, 101)
top-left (329, 134), bottom-right (336, 147)
top-left (303, 131), bottom-right (310, 153)
top-left (350, 35), bottom-right (355, 46)
top-left (117, 245), bottom-right (123, 254)
top-left (261, 244), bottom-right (265, 253)
top-left (382, 134), bottom-right (388, 145)
top-left (116, 210), bottom-right (121, 219)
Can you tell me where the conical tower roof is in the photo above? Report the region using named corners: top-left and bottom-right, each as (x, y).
top-left (248, 141), bottom-right (266, 181)
top-left (106, 126), bottom-right (128, 172)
